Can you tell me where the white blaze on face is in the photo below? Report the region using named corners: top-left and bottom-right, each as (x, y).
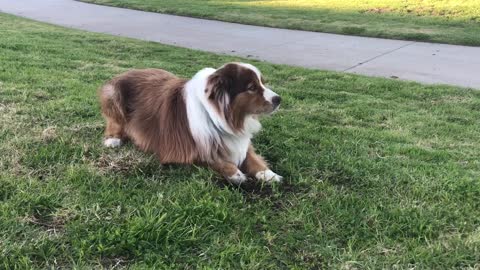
top-left (262, 87), bottom-right (278, 103)
top-left (237, 62), bottom-right (279, 104)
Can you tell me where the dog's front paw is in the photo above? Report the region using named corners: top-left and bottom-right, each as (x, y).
top-left (255, 169), bottom-right (283, 183)
top-left (227, 170), bottom-right (247, 185)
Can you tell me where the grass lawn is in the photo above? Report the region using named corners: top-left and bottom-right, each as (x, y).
top-left (1, 12), bottom-right (480, 269)
top-left (80, 0), bottom-right (480, 46)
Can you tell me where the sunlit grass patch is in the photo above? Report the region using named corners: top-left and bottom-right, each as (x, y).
top-left (82, 0), bottom-right (480, 46)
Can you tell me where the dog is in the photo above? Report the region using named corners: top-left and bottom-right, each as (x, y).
top-left (99, 62), bottom-right (282, 184)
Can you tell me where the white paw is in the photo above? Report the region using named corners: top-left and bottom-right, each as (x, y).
top-left (104, 138), bottom-right (122, 148)
top-left (255, 169), bottom-right (283, 183)
top-left (227, 170), bottom-right (247, 185)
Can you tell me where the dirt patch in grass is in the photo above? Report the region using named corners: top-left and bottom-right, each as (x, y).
top-left (364, 7), bottom-right (393, 14)
top-left (94, 150), bottom-right (158, 175)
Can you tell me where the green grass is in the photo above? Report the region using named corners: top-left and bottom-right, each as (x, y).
top-left (80, 0), bottom-right (480, 46)
top-left (1, 13), bottom-right (480, 269)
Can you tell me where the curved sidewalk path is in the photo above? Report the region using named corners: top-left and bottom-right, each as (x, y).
top-left (1, 0), bottom-right (479, 89)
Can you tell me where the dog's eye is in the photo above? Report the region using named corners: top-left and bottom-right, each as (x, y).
top-left (247, 85), bottom-right (256, 92)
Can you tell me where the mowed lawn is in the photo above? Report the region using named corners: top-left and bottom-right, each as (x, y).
top-left (1, 13), bottom-right (480, 269)
top-left (81, 0), bottom-right (480, 46)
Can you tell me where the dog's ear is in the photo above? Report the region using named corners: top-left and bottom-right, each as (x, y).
top-left (206, 71), bottom-right (231, 101)
top-left (205, 68), bottom-right (235, 116)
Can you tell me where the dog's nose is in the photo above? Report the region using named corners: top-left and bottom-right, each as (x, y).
top-left (272, 95), bottom-right (281, 107)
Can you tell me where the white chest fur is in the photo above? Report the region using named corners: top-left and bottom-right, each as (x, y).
top-left (184, 68), bottom-right (262, 165)
top-left (222, 116), bottom-right (261, 166)
top-left (223, 134), bottom-right (251, 166)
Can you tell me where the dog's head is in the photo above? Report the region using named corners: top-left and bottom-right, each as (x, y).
top-left (206, 62), bottom-right (281, 131)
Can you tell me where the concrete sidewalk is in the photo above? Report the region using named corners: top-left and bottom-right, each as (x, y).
top-left (1, 0), bottom-right (479, 89)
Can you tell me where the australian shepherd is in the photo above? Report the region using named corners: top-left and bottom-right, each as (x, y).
top-left (99, 62), bottom-right (282, 184)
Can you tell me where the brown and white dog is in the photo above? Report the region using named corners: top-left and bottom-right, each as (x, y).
top-left (99, 62), bottom-right (282, 184)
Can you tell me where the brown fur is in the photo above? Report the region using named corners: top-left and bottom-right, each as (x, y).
top-left (241, 145), bottom-right (269, 176)
top-left (100, 69), bottom-right (198, 164)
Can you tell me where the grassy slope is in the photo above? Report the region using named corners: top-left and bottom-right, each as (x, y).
top-left (1, 13), bottom-right (480, 269)
top-left (80, 0), bottom-right (480, 46)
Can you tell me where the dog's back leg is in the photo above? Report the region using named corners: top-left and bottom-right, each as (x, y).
top-left (99, 84), bottom-right (126, 148)
top-left (103, 118), bottom-right (124, 147)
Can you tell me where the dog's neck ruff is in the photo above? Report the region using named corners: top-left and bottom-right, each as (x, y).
top-left (184, 68), bottom-right (261, 165)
